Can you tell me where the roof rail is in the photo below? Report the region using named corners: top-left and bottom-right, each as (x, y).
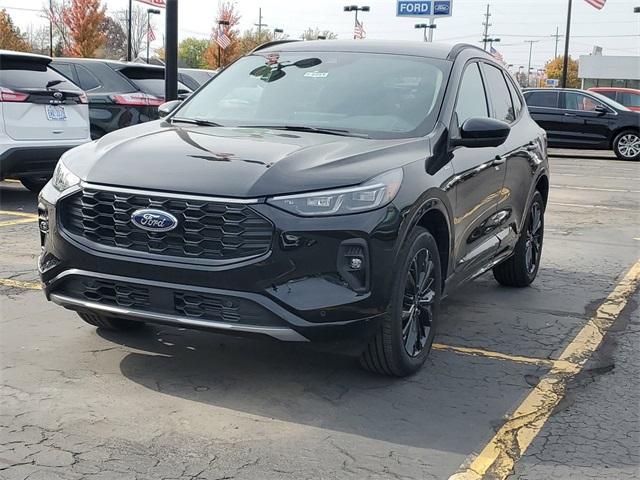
top-left (447, 43), bottom-right (488, 60)
top-left (250, 39), bottom-right (300, 54)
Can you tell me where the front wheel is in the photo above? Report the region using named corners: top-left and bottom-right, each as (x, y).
top-left (613, 130), bottom-right (640, 161)
top-left (360, 227), bottom-right (441, 377)
top-left (493, 191), bottom-right (544, 287)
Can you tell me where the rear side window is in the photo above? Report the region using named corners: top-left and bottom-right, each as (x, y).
top-left (483, 64), bottom-right (515, 123)
top-left (120, 67), bottom-right (191, 98)
top-left (76, 65), bottom-right (101, 91)
top-left (0, 58), bottom-right (78, 90)
top-left (52, 62), bottom-right (75, 81)
top-left (619, 92), bottom-right (640, 108)
top-left (525, 91), bottom-right (559, 108)
top-left (455, 63), bottom-right (489, 126)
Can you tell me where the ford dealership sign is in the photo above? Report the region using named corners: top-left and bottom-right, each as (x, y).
top-left (397, 0), bottom-right (452, 17)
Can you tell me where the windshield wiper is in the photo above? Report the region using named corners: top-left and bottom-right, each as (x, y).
top-left (46, 80), bottom-right (64, 89)
top-left (239, 125), bottom-right (369, 138)
top-left (170, 117), bottom-right (223, 127)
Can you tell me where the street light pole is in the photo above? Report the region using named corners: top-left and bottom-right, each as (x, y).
top-left (428, 17), bottom-right (436, 42)
top-left (415, 23), bottom-right (436, 42)
top-left (165, 0), bottom-right (178, 101)
top-left (561, 0), bottom-right (573, 88)
top-left (525, 40), bottom-right (539, 88)
top-left (343, 5), bottom-right (370, 39)
top-left (49, 0), bottom-right (53, 57)
top-left (127, 0), bottom-right (132, 61)
top-left (146, 9), bottom-right (161, 64)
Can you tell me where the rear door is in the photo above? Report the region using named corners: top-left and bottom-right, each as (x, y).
top-left (0, 55), bottom-right (89, 141)
top-left (523, 90), bottom-right (564, 144)
top-left (560, 91), bottom-right (615, 148)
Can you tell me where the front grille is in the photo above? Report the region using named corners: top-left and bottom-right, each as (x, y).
top-left (56, 276), bottom-right (285, 327)
top-left (60, 188), bottom-right (273, 262)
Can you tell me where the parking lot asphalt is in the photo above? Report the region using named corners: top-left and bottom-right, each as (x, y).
top-left (0, 151), bottom-right (638, 480)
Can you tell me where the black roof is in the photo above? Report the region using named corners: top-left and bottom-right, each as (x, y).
top-left (257, 40), bottom-right (489, 61)
top-left (51, 57), bottom-right (165, 71)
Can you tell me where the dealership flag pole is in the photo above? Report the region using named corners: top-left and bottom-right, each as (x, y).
top-left (165, 0), bottom-right (178, 101)
top-left (561, 0), bottom-right (572, 88)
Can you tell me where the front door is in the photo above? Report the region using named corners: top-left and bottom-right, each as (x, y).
top-left (560, 91), bottom-right (615, 148)
top-left (449, 62), bottom-right (505, 279)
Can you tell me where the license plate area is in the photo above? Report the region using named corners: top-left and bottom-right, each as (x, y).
top-left (46, 105), bottom-right (67, 121)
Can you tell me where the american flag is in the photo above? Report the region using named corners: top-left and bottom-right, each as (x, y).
top-left (354, 19), bottom-right (366, 39)
top-left (583, 0), bottom-right (606, 9)
top-left (136, 0), bottom-right (166, 7)
top-left (490, 46), bottom-right (504, 63)
top-left (215, 27), bottom-right (231, 50)
top-left (147, 26), bottom-right (156, 43)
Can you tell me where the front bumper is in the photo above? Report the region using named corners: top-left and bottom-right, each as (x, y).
top-left (38, 182), bottom-right (402, 342)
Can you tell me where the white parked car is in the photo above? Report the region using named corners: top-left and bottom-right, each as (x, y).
top-left (0, 50), bottom-right (91, 192)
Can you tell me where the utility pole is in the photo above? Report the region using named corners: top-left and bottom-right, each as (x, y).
top-left (481, 4), bottom-right (491, 51)
top-left (127, 0), bottom-right (133, 61)
top-left (561, 0), bottom-right (573, 88)
top-left (165, 0), bottom-right (178, 101)
top-left (525, 40), bottom-right (539, 88)
top-left (551, 26), bottom-right (561, 58)
top-left (255, 8), bottom-right (268, 42)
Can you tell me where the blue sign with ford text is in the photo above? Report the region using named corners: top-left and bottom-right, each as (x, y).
top-left (397, 1), bottom-right (431, 16)
top-left (396, 0), bottom-right (452, 17)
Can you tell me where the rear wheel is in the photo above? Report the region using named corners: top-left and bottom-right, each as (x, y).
top-left (78, 312), bottom-right (144, 331)
top-left (613, 130), bottom-right (640, 161)
top-left (360, 227), bottom-right (441, 377)
top-left (20, 177), bottom-right (49, 193)
top-left (493, 191), bottom-right (544, 287)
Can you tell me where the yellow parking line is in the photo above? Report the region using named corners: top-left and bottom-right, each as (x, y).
top-left (432, 344), bottom-right (574, 371)
top-left (0, 210), bottom-right (38, 227)
top-left (0, 278), bottom-right (42, 290)
top-left (449, 259), bottom-right (640, 480)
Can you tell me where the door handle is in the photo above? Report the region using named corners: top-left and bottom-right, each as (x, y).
top-left (563, 113), bottom-right (576, 117)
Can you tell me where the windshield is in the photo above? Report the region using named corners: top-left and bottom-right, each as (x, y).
top-left (176, 51), bottom-right (451, 139)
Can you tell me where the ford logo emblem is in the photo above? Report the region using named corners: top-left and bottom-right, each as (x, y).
top-left (131, 209), bottom-right (178, 232)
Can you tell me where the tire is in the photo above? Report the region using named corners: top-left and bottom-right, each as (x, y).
top-left (613, 130), bottom-right (640, 161)
top-left (20, 177), bottom-right (49, 193)
top-left (78, 311), bottom-right (144, 331)
top-left (360, 227), bottom-right (442, 377)
top-left (493, 191), bottom-right (544, 287)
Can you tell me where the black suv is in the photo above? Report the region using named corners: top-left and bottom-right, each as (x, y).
top-left (524, 88), bottom-right (640, 161)
top-left (39, 41), bottom-right (549, 376)
top-left (51, 59), bottom-right (192, 139)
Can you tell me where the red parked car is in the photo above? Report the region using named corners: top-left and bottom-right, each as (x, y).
top-left (588, 87), bottom-right (640, 112)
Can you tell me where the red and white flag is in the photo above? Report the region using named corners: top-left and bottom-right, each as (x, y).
top-left (147, 26), bottom-right (156, 42)
top-left (215, 27), bottom-right (231, 50)
top-left (136, 0), bottom-right (166, 7)
top-left (583, 0), bottom-right (606, 9)
top-left (354, 19), bottom-right (366, 39)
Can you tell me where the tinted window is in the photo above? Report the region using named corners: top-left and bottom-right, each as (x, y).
top-left (177, 52), bottom-right (451, 140)
top-left (130, 78), bottom-right (192, 98)
top-left (0, 58), bottom-right (79, 90)
top-left (76, 65), bottom-right (101, 90)
top-left (52, 63), bottom-right (75, 81)
top-left (525, 91), bottom-right (559, 108)
top-left (564, 92), bottom-right (604, 112)
top-left (506, 75), bottom-right (523, 118)
top-left (619, 92), bottom-right (640, 108)
top-left (483, 64), bottom-right (515, 123)
top-left (455, 63), bottom-right (488, 125)
top-left (596, 90), bottom-right (616, 100)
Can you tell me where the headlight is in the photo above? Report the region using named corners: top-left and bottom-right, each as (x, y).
top-left (267, 169), bottom-right (403, 216)
top-left (52, 161), bottom-right (80, 192)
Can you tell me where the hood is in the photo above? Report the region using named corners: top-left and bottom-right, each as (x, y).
top-left (64, 121), bottom-right (429, 198)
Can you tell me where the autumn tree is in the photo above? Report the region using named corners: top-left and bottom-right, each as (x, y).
top-left (545, 56), bottom-right (580, 88)
top-left (203, 2), bottom-right (241, 68)
top-left (179, 38), bottom-right (209, 68)
top-left (301, 28), bottom-right (338, 40)
top-left (0, 9), bottom-right (30, 52)
top-left (63, 0), bottom-right (107, 57)
top-left (43, 0), bottom-right (71, 55)
top-left (99, 16), bottom-right (127, 59)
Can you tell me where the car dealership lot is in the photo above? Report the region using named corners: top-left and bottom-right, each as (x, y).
top-left (0, 150), bottom-right (638, 480)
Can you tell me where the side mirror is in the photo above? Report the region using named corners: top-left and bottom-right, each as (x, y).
top-left (158, 99), bottom-right (182, 118)
top-left (451, 117), bottom-right (511, 148)
top-left (594, 105), bottom-right (608, 115)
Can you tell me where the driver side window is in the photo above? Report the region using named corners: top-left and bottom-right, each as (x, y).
top-left (455, 63), bottom-right (489, 127)
top-left (565, 92), bottom-right (604, 112)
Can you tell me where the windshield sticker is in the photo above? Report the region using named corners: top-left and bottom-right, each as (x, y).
top-left (304, 71), bottom-right (329, 78)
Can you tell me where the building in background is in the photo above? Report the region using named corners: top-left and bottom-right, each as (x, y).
top-left (579, 54), bottom-right (640, 89)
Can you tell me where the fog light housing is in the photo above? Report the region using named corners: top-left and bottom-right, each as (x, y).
top-left (338, 239), bottom-right (369, 293)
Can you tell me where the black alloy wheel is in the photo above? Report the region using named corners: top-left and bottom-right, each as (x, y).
top-left (402, 248), bottom-right (436, 357)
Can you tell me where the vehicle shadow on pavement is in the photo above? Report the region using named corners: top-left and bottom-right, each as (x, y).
top-left (98, 309), bottom-right (540, 452)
